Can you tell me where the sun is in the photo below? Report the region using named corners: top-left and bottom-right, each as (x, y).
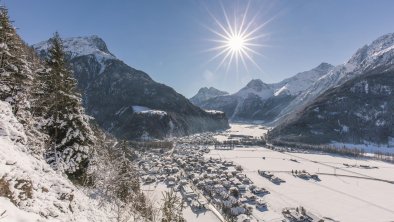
top-left (205, 2), bottom-right (271, 72)
top-left (227, 35), bottom-right (246, 52)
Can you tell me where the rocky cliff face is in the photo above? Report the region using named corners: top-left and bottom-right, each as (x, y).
top-left (34, 36), bottom-right (229, 140)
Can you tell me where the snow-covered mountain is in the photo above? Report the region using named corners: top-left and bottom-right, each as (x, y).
top-left (234, 79), bottom-right (274, 100)
top-left (272, 62), bottom-right (335, 96)
top-left (34, 36), bottom-right (229, 140)
top-left (269, 69), bottom-right (394, 147)
top-left (269, 33), bottom-right (394, 147)
top-left (189, 87), bottom-right (228, 105)
top-left (276, 33), bottom-right (394, 124)
top-left (193, 63), bottom-right (334, 122)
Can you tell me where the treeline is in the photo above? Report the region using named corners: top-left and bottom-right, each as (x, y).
top-left (129, 141), bottom-right (173, 150)
top-left (269, 140), bottom-right (365, 157)
top-left (269, 139), bottom-right (394, 163)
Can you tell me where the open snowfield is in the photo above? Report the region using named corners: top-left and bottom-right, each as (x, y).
top-left (206, 147), bottom-right (394, 221)
top-left (206, 124), bottom-right (394, 222)
top-left (213, 123), bottom-right (268, 142)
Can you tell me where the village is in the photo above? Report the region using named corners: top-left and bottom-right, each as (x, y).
top-left (135, 124), bottom-right (394, 222)
top-left (136, 125), bottom-right (327, 222)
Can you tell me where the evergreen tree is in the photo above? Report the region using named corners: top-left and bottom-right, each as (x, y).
top-left (38, 32), bottom-right (95, 180)
top-left (0, 5), bottom-right (46, 154)
top-left (0, 6), bottom-right (33, 119)
top-left (161, 190), bottom-right (185, 222)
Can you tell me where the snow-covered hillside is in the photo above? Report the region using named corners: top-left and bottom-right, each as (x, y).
top-left (271, 62), bottom-right (334, 96)
top-left (0, 101), bottom-right (114, 221)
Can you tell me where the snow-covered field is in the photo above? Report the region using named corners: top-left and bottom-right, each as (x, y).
top-left (206, 124), bottom-right (394, 222)
top-left (211, 124), bottom-right (394, 222)
top-left (206, 147), bottom-right (394, 221)
top-left (213, 123), bottom-right (267, 142)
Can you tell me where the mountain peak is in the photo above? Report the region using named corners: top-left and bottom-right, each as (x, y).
top-left (33, 35), bottom-right (115, 60)
top-left (315, 62), bottom-right (334, 71)
top-left (190, 87), bottom-right (228, 105)
top-left (245, 79), bottom-right (269, 90)
top-left (348, 32), bottom-right (394, 67)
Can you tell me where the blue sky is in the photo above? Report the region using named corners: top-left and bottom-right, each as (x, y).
top-left (5, 0), bottom-right (394, 97)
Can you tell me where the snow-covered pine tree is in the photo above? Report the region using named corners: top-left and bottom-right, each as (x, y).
top-left (0, 5), bottom-right (33, 121)
top-left (40, 32), bottom-right (95, 181)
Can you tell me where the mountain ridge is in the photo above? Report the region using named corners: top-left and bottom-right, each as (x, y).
top-left (34, 35), bottom-right (229, 140)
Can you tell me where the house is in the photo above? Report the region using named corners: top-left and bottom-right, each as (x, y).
top-left (231, 206), bottom-right (246, 216)
top-left (144, 175), bottom-right (156, 184)
top-left (255, 199), bottom-right (267, 211)
top-left (181, 185), bottom-right (197, 198)
top-left (214, 184), bottom-right (226, 193)
top-left (237, 184), bottom-right (247, 192)
top-left (237, 214), bottom-right (251, 222)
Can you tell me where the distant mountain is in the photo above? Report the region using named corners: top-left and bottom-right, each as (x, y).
top-left (275, 33), bottom-right (394, 125)
top-left (189, 87), bottom-right (228, 105)
top-left (34, 36), bottom-right (229, 140)
top-left (269, 69), bottom-right (394, 146)
top-left (269, 33), bottom-right (394, 147)
top-left (194, 63), bottom-right (334, 122)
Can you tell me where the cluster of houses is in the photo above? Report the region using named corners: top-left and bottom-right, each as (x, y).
top-left (343, 163), bottom-right (378, 169)
top-left (137, 141), bottom-right (273, 221)
top-left (282, 207), bottom-right (323, 222)
top-left (291, 170), bottom-right (320, 181)
top-left (173, 145), bottom-right (272, 219)
top-left (137, 133), bottom-right (328, 222)
top-left (258, 170), bottom-right (286, 184)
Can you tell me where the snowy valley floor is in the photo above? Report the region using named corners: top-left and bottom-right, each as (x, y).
top-left (205, 145), bottom-right (394, 221)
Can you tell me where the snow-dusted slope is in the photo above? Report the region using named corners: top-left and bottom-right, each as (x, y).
top-left (271, 62), bottom-right (334, 96)
top-left (0, 101), bottom-right (114, 221)
top-left (275, 33), bottom-right (394, 124)
top-left (234, 79), bottom-right (274, 100)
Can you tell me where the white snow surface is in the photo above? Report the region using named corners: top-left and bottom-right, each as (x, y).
top-left (213, 123), bottom-right (267, 142)
top-left (206, 147), bottom-right (394, 222)
top-left (204, 110), bottom-right (224, 115)
top-left (0, 101), bottom-right (115, 221)
top-left (207, 124), bottom-right (394, 222)
top-left (132, 105), bottom-right (167, 116)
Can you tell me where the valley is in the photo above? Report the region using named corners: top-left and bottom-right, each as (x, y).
top-left (137, 124), bottom-right (394, 222)
top-left (2, 2), bottom-right (394, 221)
